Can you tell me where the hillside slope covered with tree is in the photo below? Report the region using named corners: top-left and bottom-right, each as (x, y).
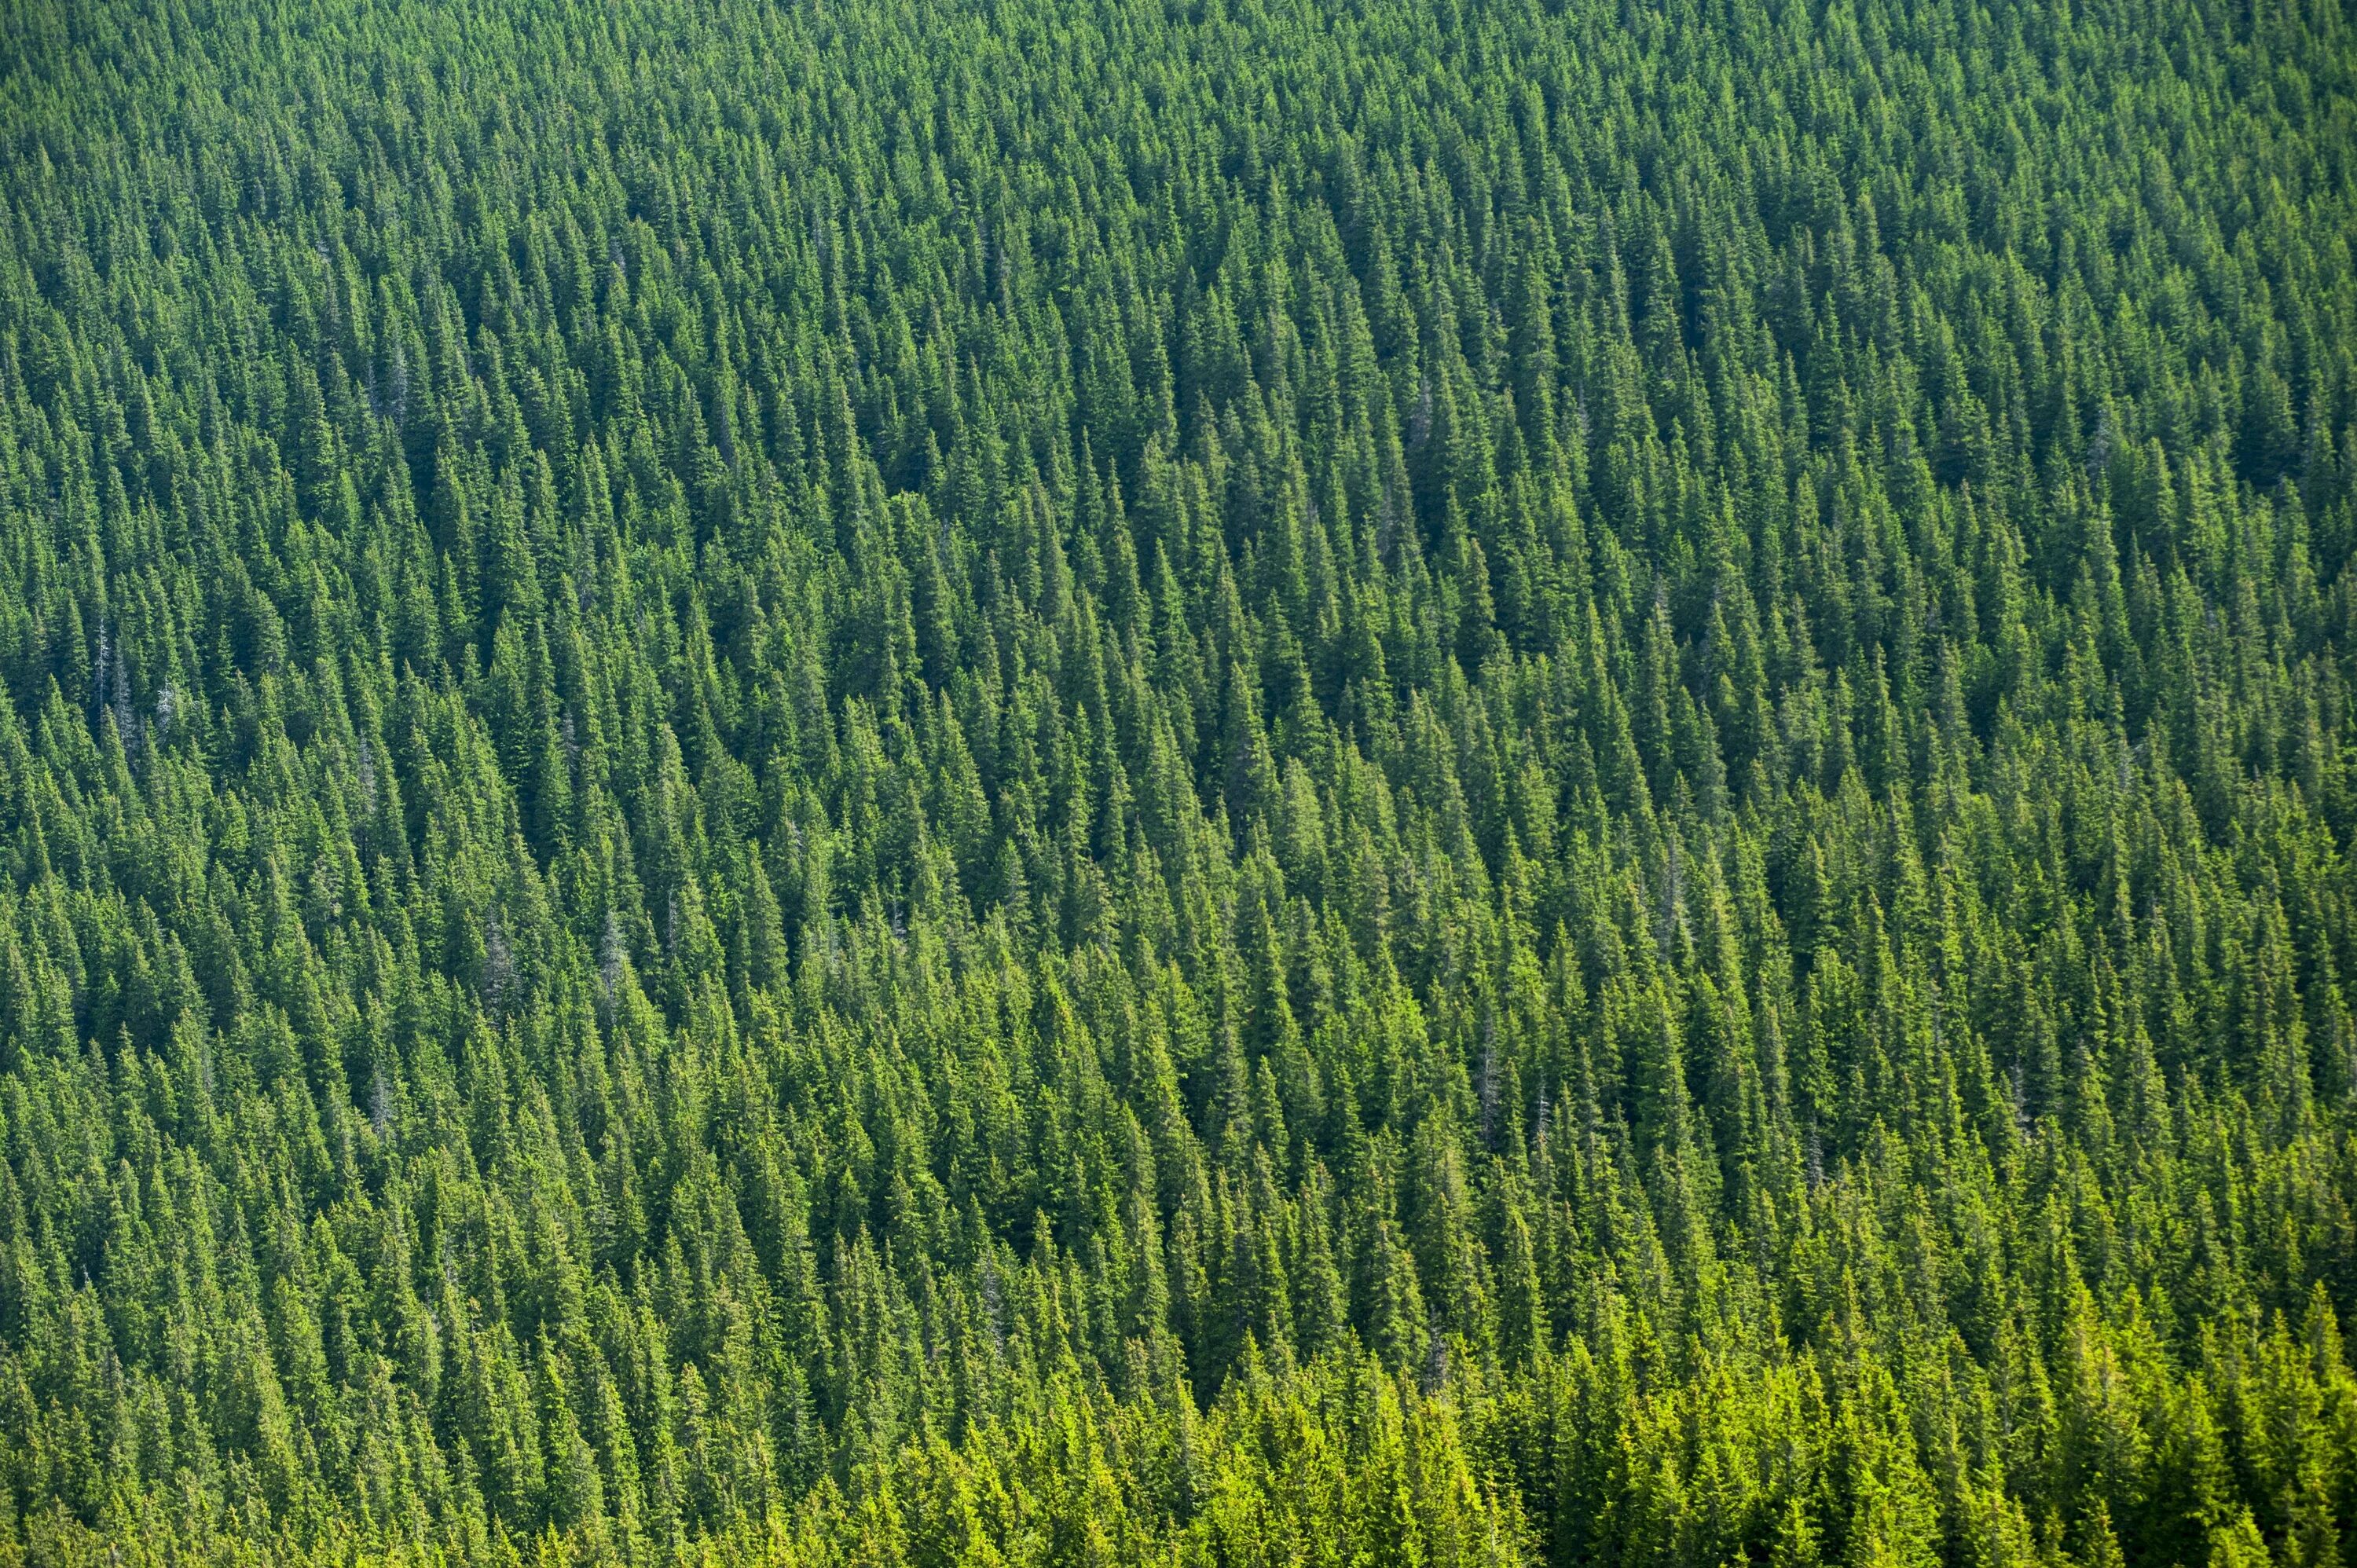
top-left (2, 0), bottom-right (2357, 1560)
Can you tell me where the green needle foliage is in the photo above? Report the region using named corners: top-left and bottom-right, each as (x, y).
top-left (2, 0), bottom-right (2355, 1561)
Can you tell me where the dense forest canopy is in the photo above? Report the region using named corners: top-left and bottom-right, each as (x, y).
top-left (1, 0), bottom-right (2355, 1560)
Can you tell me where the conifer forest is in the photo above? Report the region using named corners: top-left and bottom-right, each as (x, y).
top-left (3, 0), bottom-right (2357, 1559)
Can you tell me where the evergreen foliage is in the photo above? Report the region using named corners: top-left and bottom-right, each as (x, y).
top-left (2, 0), bottom-right (2356, 1559)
